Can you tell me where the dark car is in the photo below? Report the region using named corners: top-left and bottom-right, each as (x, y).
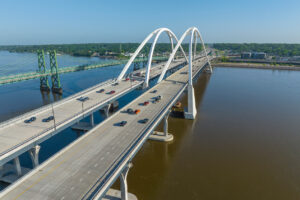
top-left (119, 121), bottom-right (127, 126)
top-left (107, 90), bottom-right (116, 95)
top-left (96, 89), bottom-right (105, 93)
top-left (151, 89), bottom-right (157, 93)
top-left (126, 108), bottom-right (134, 114)
top-left (77, 96), bottom-right (89, 102)
top-left (42, 116), bottom-right (54, 122)
top-left (112, 82), bottom-right (119, 86)
top-left (143, 101), bottom-right (149, 106)
top-left (139, 118), bottom-right (149, 124)
top-left (24, 116), bottom-right (36, 124)
top-left (125, 77), bottom-right (130, 81)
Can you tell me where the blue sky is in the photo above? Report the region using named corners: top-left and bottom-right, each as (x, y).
top-left (0, 0), bottom-right (299, 45)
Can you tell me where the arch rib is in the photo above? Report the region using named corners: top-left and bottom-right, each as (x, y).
top-left (144, 28), bottom-right (187, 87)
top-left (157, 27), bottom-right (212, 84)
top-left (117, 28), bottom-right (188, 86)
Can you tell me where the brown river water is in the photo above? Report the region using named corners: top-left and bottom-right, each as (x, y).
top-left (1, 65), bottom-right (300, 199)
top-left (124, 67), bottom-right (300, 200)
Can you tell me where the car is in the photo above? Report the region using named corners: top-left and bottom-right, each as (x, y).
top-left (107, 90), bottom-right (116, 95)
top-left (77, 96), bottom-right (89, 102)
top-left (151, 89), bottom-right (157, 93)
top-left (42, 116), bottom-right (54, 122)
top-left (143, 101), bottom-right (149, 106)
top-left (180, 71), bottom-right (188, 74)
top-left (125, 77), bottom-right (130, 81)
top-left (140, 118), bottom-right (149, 124)
top-left (119, 121), bottom-right (127, 126)
top-left (127, 108), bottom-right (134, 114)
top-left (112, 83), bottom-right (119, 86)
top-left (134, 109), bottom-right (141, 114)
top-left (96, 89), bottom-right (105, 93)
top-left (24, 116), bottom-right (36, 124)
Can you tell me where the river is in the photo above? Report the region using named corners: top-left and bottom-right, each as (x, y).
top-left (0, 51), bottom-right (300, 199)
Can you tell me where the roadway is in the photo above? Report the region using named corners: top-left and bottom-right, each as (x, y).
top-left (0, 58), bottom-right (187, 166)
top-left (0, 57), bottom-right (209, 200)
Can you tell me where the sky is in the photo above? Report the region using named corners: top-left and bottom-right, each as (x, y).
top-left (0, 0), bottom-right (299, 45)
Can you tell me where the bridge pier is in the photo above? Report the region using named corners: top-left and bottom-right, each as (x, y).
top-left (101, 103), bottom-right (111, 118)
top-left (120, 162), bottom-right (132, 200)
top-left (29, 145), bottom-right (41, 168)
top-left (90, 114), bottom-right (94, 127)
top-left (0, 165), bottom-right (3, 178)
top-left (13, 157), bottom-right (22, 177)
top-left (184, 85), bottom-right (197, 119)
top-left (71, 113), bottom-right (95, 132)
top-left (102, 162), bottom-right (137, 200)
top-left (149, 111), bottom-right (173, 142)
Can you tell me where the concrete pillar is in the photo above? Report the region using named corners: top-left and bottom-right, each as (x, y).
top-left (184, 85), bottom-right (197, 120)
top-left (163, 113), bottom-right (169, 137)
top-left (149, 111), bottom-right (173, 142)
top-left (103, 104), bottom-right (111, 118)
top-left (0, 165), bottom-right (3, 178)
top-left (29, 145), bottom-right (41, 168)
top-left (90, 114), bottom-right (94, 127)
top-left (120, 163), bottom-right (133, 200)
top-left (13, 157), bottom-right (22, 176)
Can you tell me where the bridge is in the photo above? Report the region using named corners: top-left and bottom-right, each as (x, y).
top-left (0, 27), bottom-right (213, 200)
top-left (0, 56), bottom-right (169, 86)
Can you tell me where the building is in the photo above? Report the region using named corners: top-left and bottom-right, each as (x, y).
top-left (241, 52), bottom-right (251, 59)
top-left (241, 52), bottom-right (266, 59)
top-left (251, 52), bottom-right (267, 59)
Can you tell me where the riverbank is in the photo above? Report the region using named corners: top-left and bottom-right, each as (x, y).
top-left (212, 62), bottom-right (300, 71)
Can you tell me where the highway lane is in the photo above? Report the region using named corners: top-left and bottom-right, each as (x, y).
top-left (0, 58), bottom-right (208, 200)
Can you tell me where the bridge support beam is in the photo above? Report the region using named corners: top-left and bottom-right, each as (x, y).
top-left (149, 112), bottom-right (174, 142)
top-left (184, 85), bottom-right (197, 119)
top-left (13, 157), bottom-right (22, 177)
top-left (29, 145), bottom-right (41, 168)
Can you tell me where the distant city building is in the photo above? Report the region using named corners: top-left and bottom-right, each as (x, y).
top-left (241, 52), bottom-right (251, 59)
top-left (241, 52), bottom-right (266, 59)
top-left (251, 52), bottom-right (266, 59)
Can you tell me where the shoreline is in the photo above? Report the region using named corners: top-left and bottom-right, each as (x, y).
top-left (212, 62), bottom-right (300, 71)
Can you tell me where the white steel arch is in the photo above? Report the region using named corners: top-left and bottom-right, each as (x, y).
top-left (117, 28), bottom-right (188, 87)
top-left (157, 27), bottom-right (212, 84)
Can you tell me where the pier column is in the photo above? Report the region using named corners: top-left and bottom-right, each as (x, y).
top-left (0, 165), bottom-right (3, 178)
top-left (103, 104), bottom-right (111, 118)
top-left (184, 85), bottom-right (197, 119)
top-left (29, 145), bottom-right (41, 168)
top-left (90, 114), bottom-right (94, 127)
top-left (149, 111), bottom-right (174, 142)
top-left (13, 157), bottom-right (22, 176)
top-left (120, 162), bottom-right (133, 200)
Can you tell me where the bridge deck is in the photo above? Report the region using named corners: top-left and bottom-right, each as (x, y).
top-left (0, 59), bottom-right (186, 166)
top-left (0, 58), bottom-right (208, 200)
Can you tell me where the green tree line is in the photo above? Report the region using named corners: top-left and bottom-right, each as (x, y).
top-left (213, 43), bottom-right (300, 57)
